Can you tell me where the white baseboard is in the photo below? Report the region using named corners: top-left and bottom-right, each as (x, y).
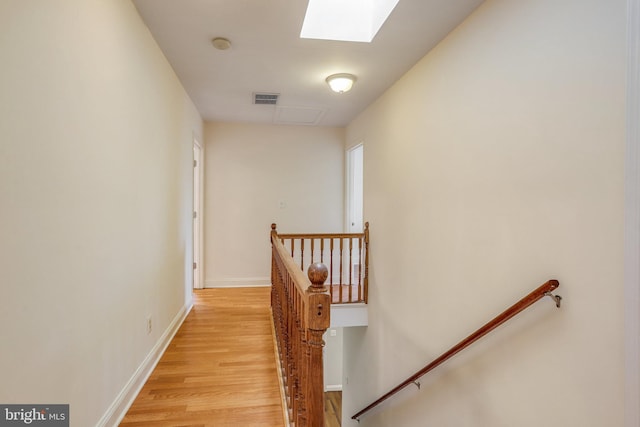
top-left (325, 384), bottom-right (343, 392)
top-left (97, 302), bottom-right (193, 427)
top-left (205, 277), bottom-right (271, 288)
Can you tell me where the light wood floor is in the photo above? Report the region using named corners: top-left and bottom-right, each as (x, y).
top-left (329, 284), bottom-right (364, 304)
top-left (120, 287), bottom-right (286, 427)
top-left (324, 392), bottom-right (341, 427)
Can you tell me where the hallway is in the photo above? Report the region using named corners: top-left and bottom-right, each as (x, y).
top-left (120, 287), bottom-right (285, 426)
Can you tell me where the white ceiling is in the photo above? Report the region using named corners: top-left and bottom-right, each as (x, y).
top-left (132, 0), bottom-right (484, 127)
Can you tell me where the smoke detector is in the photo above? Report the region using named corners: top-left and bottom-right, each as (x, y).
top-left (211, 37), bottom-right (232, 50)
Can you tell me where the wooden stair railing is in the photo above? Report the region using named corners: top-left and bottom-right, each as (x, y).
top-left (351, 279), bottom-right (562, 422)
top-left (272, 222), bottom-right (369, 304)
top-left (270, 225), bottom-right (331, 427)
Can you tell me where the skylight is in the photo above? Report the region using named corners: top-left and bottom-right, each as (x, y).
top-left (300, 0), bottom-right (400, 43)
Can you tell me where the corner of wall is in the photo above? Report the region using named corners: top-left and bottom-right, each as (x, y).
top-left (625, 0), bottom-right (640, 425)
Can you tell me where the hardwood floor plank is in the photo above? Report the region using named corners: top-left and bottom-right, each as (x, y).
top-left (324, 391), bottom-right (342, 427)
top-left (120, 287), bottom-right (286, 427)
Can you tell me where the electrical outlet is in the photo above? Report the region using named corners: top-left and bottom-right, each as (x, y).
top-left (146, 316), bottom-right (152, 334)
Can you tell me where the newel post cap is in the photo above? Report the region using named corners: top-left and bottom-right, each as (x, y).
top-left (308, 263), bottom-right (328, 290)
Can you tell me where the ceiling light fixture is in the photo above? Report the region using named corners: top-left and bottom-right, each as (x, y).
top-left (211, 37), bottom-right (232, 50)
top-left (326, 73), bottom-right (357, 93)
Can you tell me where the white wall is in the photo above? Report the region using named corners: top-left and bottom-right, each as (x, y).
top-left (204, 122), bottom-right (344, 287)
top-left (343, 0), bottom-right (626, 426)
top-left (324, 328), bottom-right (344, 391)
top-left (0, 1), bottom-right (202, 426)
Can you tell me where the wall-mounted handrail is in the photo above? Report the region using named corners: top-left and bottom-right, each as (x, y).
top-left (351, 279), bottom-right (562, 421)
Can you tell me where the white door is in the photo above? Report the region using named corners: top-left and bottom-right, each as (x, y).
top-left (347, 144), bottom-right (364, 233)
top-left (193, 141), bottom-right (203, 289)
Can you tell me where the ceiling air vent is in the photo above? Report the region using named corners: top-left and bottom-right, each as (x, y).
top-left (253, 93), bottom-right (279, 105)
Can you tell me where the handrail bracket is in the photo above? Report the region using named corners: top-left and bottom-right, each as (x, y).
top-left (545, 291), bottom-right (562, 308)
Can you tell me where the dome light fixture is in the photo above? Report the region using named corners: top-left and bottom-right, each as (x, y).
top-left (326, 73), bottom-right (356, 93)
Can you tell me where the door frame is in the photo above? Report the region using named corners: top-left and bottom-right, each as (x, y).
top-left (625, 0), bottom-right (640, 424)
top-left (346, 142), bottom-right (364, 233)
top-left (193, 137), bottom-right (204, 290)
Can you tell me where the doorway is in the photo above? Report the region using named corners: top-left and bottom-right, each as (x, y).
top-left (347, 143), bottom-right (364, 233)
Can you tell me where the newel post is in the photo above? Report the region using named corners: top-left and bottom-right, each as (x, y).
top-left (269, 223), bottom-right (278, 330)
top-left (305, 262), bottom-right (330, 427)
top-left (270, 223), bottom-right (278, 297)
top-left (363, 221), bottom-right (369, 304)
